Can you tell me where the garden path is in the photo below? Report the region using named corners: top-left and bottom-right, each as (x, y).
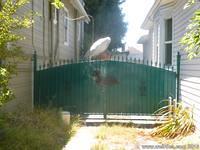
top-left (63, 126), bottom-right (160, 150)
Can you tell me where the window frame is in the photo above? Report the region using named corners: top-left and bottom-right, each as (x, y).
top-left (164, 18), bottom-right (173, 65)
top-left (63, 8), bottom-right (69, 46)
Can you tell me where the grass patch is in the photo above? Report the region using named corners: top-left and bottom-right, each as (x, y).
top-left (0, 107), bottom-right (81, 150)
top-left (152, 131), bottom-right (200, 147)
top-left (92, 124), bottom-right (136, 149)
top-left (91, 142), bottom-right (109, 150)
top-left (96, 125), bottom-right (136, 143)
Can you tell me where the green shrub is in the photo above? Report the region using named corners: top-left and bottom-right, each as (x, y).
top-left (0, 67), bottom-right (14, 107)
top-left (0, 107), bottom-right (79, 150)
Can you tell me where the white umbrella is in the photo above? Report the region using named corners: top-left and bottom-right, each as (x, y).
top-left (85, 37), bottom-right (111, 58)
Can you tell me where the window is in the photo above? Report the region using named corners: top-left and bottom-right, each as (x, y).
top-left (64, 12), bottom-right (68, 45)
top-left (155, 24), bottom-right (160, 63)
top-left (164, 18), bottom-right (172, 65)
top-left (49, 2), bottom-right (52, 21)
top-left (77, 22), bottom-right (81, 42)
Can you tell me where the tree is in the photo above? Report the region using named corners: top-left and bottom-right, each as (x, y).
top-left (0, 0), bottom-right (33, 106)
top-left (180, 0), bottom-right (200, 59)
top-left (83, 0), bottom-right (127, 54)
top-left (0, 0), bottom-right (64, 107)
top-left (0, 68), bottom-right (13, 107)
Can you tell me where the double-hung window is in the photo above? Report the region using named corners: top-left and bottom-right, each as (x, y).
top-left (164, 18), bottom-right (172, 65)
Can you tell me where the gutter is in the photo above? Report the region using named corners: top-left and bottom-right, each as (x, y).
top-left (70, 0), bottom-right (90, 23)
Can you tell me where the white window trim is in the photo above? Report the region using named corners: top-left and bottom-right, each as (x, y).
top-left (64, 7), bottom-right (69, 46)
top-left (164, 18), bottom-right (173, 65)
top-left (164, 41), bottom-right (172, 44)
top-left (77, 22), bottom-right (81, 42)
top-left (158, 4), bottom-right (174, 65)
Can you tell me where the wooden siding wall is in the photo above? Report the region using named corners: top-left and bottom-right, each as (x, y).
top-left (4, 0), bottom-right (77, 111)
top-left (173, 0), bottom-right (200, 131)
top-left (145, 0), bottom-right (200, 131)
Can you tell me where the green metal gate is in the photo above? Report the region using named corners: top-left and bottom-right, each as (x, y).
top-left (34, 54), bottom-right (180, 115)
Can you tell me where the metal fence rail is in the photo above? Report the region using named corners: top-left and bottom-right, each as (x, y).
top-left (33, 53), bottom-right (180, 115)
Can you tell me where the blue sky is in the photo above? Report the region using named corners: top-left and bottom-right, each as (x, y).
top-left (121, 0), bottom-right (155, 51)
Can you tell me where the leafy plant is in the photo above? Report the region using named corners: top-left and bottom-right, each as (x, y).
top-left (0, 0), bottom-right (64, 106)
top-left (51, 0), bottom-right (64, 9)
top-left (0, 0), bottom-right (33, 106)
top-left (180, 0), bottom-right (200, 59)
top-left (151, 102), bottom-right (195, 139)
top-left (0, 0), bottom-right (33, 69)
top-left (0, 68), bottom-right (14, 106)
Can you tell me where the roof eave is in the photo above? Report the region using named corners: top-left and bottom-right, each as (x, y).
top-left (70, 0), bottom-right (90, 23)
top-left (137, 35), bottom-right (149, 44)
top-left (141, 0), bottom-right (160, 30)
top-left (141, 0), bottom-right (176, 29)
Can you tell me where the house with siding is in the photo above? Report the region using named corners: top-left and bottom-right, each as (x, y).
top-left (5, 0), bottom-right (90, 111)
top-left (138, 0), bottom-right (200, 131)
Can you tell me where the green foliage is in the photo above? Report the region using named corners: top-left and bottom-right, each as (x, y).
top-left (0, 68), bottom-right (14, 107)
top-left (184, 0), bottom-right (195, 9)
top-left (0, 107), bottom-right (80, 150)
top-left (180, 0), bottom-right (200, 59)
top-left (0, 0), bottom-right (63, 106)
top-left (0, 0), bottom-right (33, 106)
top-left (51, 0), bottom-right (64, 9)
top-left (151, 102), bottom-right (195, 139)
top-left (0, 0), bottom-right (32, 70)
top-left (83, 0), bottom-right (127, 54)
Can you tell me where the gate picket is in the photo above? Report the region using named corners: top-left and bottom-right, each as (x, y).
top-left (34, 55), bottom-right (179, 115)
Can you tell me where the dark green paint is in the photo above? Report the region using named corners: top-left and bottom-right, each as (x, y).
top-left (34, 58), bottom-right (177, 115)
top-left (176, 52), bottom-right (181, 101)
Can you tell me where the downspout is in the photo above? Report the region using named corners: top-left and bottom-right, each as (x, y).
top-left (74, 10), bottom-right (78, 60)
top-left (42, 0), bottom-right (46, 61)
top-left (31, 0), bottom-right (37, 110)
top-left (53, 8), bottom-right (59, 61)
top-left (49, 3), bottom-right (53, 66)
top-left (31, 0), bottom-right (37, 53)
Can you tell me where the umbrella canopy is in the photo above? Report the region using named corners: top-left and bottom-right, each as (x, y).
top-left (85, 37), bottom-right (111, 58)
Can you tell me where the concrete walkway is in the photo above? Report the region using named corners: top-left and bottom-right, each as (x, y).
top-left (63, 126), bottom-right (99, 150)
top-left (63, 126), bottom-right (160, 150)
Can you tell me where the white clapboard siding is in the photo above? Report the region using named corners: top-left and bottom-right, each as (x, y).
top-left (173, 0), bottom-right (200, 131)
top-left (5, 0), bottom-right (78, 111)
top-left (142, 0), bottom-right (200, 131)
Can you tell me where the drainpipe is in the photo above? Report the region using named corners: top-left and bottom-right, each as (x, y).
top-left (31, 0), bottom-right (37, 53)
top-left (31, 0), bottom-right (37, 111)
top-left (53, 8), bottom-right (60, 62)
top-left (49, 3), bottom-right (53, 66)
top-left (42, 0), bottom-right (46, 61)
top-left (74, 10), bottom-right (78, 60)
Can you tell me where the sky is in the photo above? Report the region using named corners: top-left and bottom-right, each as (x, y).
top-left (121, 0), bottom-right (155, 51)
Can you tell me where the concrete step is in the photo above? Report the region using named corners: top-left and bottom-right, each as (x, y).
top-left (82, 115), bottom-right (167, 128)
